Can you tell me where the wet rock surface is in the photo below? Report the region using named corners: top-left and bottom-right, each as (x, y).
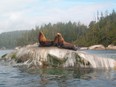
top-left (1, 46), bottom-right (116, 69)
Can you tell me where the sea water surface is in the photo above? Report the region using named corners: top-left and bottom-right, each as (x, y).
top-left (84, 50), bottom-right (116, 59)
top-left (0, 50), bottom-right (116, 87)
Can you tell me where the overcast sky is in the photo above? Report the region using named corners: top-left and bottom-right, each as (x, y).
top-left (0, 0), bottom-right (115, 33)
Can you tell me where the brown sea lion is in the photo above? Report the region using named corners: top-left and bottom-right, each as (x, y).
top-left (53, 33), bottom-right (63, 47)
top-left (54, 33), bottom-right (77, 51)
top-left (38, 32), bottom-right (53, 47)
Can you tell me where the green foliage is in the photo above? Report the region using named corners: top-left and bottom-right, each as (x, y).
top-left (0, 30), bottom-right (27, 48)
top-left (76, 10), bottom-right (116, 47)
top-left (11, 53), bottom-right (16, 59)
top-left (112, 40), bottom-right (116, 45)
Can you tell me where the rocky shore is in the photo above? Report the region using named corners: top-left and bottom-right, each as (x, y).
top-left (79, 44), bottom-right (116, 50)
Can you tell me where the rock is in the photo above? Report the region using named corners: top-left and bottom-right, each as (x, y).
top-left (106, 44), bottom-right (116, 50)
top-left (89, 44), bottom-right (105, 50)
top-left (26, 43), bottom-right (38, 48)
top-left (1, 46), bottom-right (116, 69)
top-left (79, 47), bottom-right (88, 50)
top-left (15, 46), bottom-right (21, 50)
top-left (0, 50), bottom-right (17, 65)
top-left (15, 46), bottom-right (82, 67)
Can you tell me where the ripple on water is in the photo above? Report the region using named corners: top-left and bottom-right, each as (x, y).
top-left (0, 64), bottom-right (116, 87)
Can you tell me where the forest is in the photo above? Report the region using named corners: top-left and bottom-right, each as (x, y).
top-left (0, 31), bottom-right (27, 48)
top-left (0, 10), bottom-right (116, 49)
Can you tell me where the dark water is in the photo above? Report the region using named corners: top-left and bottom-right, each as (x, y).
top-left (0, 50), bottom-right (116, 87)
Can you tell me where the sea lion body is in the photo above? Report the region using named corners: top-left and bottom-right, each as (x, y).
top-left (54, 33), bottom-right (77, 51)
top-left (38, 32), bottom-right (53, 47)
top-left (38, 32), bottom-right (77, 50)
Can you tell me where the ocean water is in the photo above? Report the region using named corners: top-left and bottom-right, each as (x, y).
top-left (0, 50), bottom-right (116, 87)
top-left (0, 50), bottom-right (13, 57)
top-left (84, 50), bottom-right (116, 59)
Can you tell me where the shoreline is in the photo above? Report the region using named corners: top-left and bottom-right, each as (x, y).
top-left (79, 44), bottom-right (116, 50)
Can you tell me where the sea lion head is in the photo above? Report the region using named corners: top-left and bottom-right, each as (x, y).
top-left (56, 33), bottom-right (64, 42)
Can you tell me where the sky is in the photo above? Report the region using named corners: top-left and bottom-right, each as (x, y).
top-left (0, 0), bottom-right (116, 33)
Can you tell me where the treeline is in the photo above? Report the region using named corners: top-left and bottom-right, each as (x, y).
top-left (0, 31), bottom-right (27, 48)
top-left (76, 10), bottom-right (116, 46)
top-left (16, 22), bottom-right (87, 46)
top-left (0, 10), bottom-right (116, 48)
top-left (17, 10), bottom-right (116, 47)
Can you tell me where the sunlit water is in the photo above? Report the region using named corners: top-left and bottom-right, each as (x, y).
top-left (0, 50), bottom-right (116, 87)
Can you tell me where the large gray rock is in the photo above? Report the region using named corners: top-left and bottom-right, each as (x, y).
top-left (106, 44), bottom-right (116, 50)
top-left (89, 45), bottom-right (105, 50)
top-left (1, 46), bottom-right (116, 69)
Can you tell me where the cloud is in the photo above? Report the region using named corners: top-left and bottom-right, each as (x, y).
top-left (33, 2), bottom-right (113, 24)
top-left (0, 0), bottom-right (115, 33)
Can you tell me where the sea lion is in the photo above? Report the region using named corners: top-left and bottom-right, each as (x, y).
top-left (54, 33), bottom-right (77, 51)
top-left (53, 33), bottom-right (63, 47)
top-left (38, 32), bottom-right (53, 47)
